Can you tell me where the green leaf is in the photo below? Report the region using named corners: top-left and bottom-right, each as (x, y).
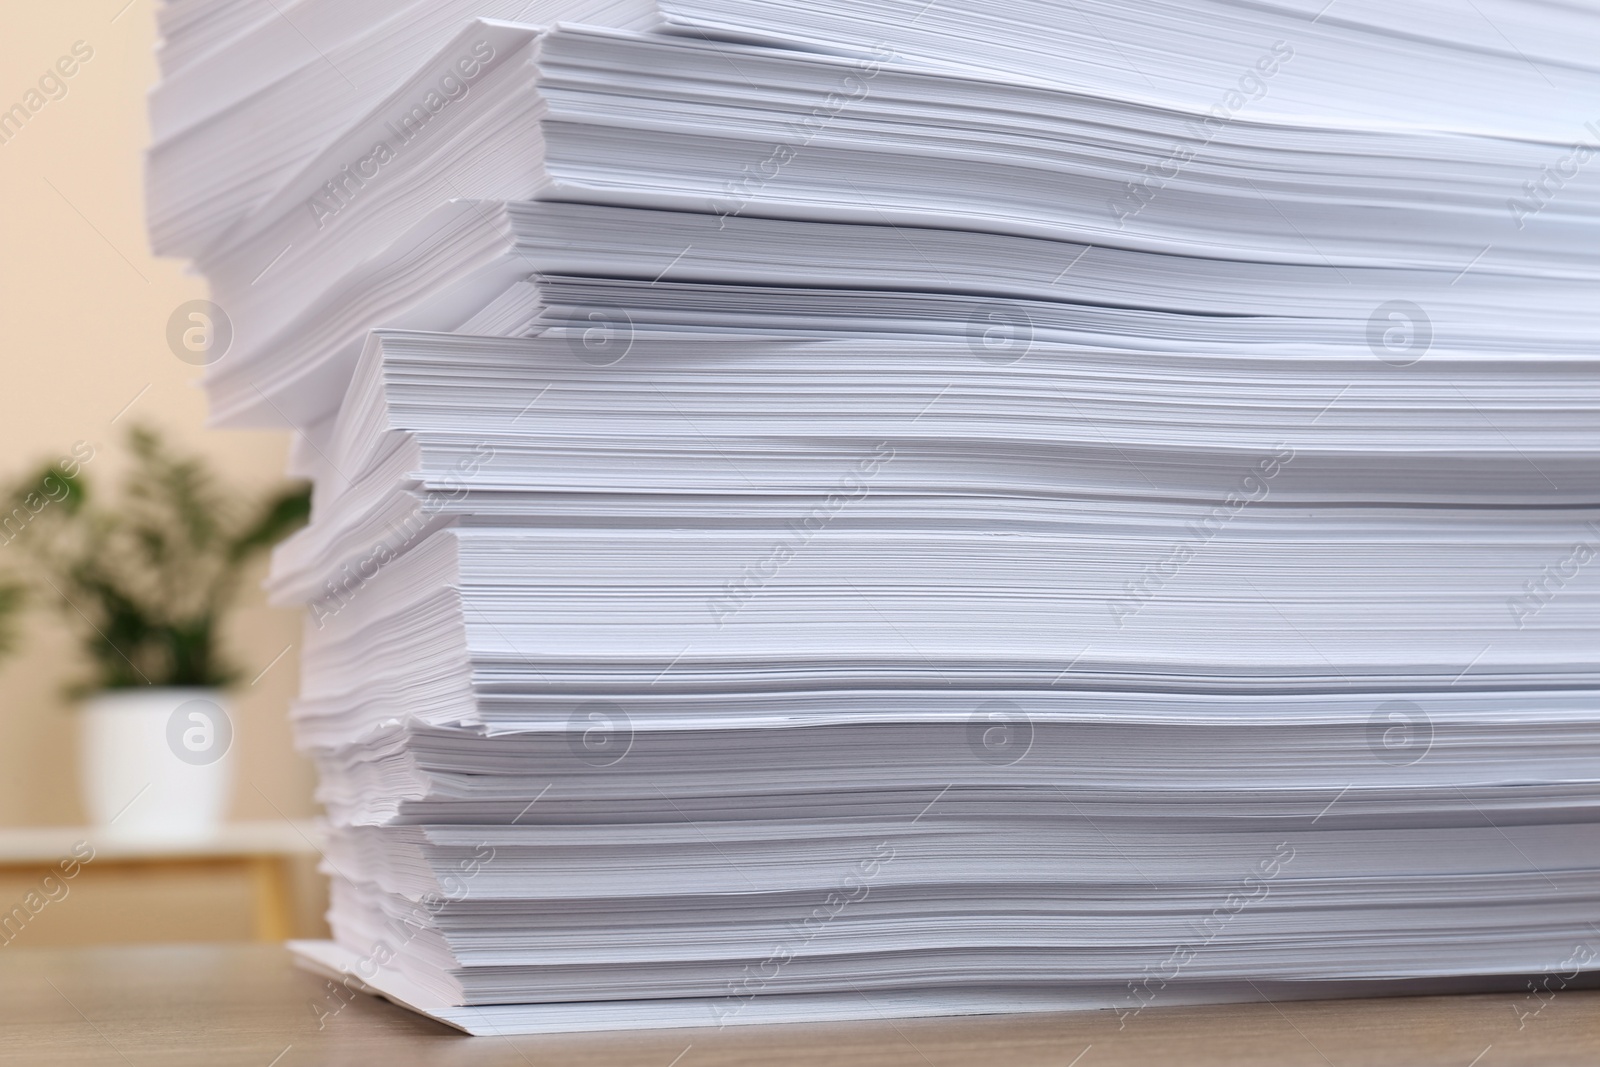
top-left (1, 426), bottom-right (311, 691)
top-left (0, 582), bottom-right (22, 658)
top-left (228, 484), bottom-right (311, 563)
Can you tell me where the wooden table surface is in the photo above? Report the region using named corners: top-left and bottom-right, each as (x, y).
top-left (1, 944), bottom-right (1596, 1066)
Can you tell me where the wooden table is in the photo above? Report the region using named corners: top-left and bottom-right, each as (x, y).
top-left (0, 944), bottom-right (1596, 1065)
top-left (0, 822), bottom-right (323, 945)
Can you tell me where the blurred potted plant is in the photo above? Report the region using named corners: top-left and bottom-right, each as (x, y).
top-left (0, 581), bottom-right (20, 664)
top-left (4, 427), bottom-right (309, 839)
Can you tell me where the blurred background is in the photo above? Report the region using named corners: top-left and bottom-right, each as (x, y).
top-left (0, 1), bottom-right (325, 945)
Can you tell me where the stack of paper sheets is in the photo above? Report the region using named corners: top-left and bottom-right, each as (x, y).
top-left (149, 0), bottom-right (1600, 1034)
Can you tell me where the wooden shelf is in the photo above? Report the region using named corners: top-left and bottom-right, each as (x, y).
top-left (0, 823), bottom-right (324, 944)
top-left (0, 821), bottom-right (322, 863)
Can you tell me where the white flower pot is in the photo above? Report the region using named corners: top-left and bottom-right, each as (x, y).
top-left (79, 688), bottom-right (235, 841)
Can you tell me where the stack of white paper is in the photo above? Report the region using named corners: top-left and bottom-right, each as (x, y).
top-left (149, 1), bottom-right (1600, 1034)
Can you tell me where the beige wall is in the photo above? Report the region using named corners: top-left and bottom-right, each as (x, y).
top-left (0, 2), bottom-right (315, 827)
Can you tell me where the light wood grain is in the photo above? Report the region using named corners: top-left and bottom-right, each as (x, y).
top-left (0, 944), bottom-right (1595, 1066)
